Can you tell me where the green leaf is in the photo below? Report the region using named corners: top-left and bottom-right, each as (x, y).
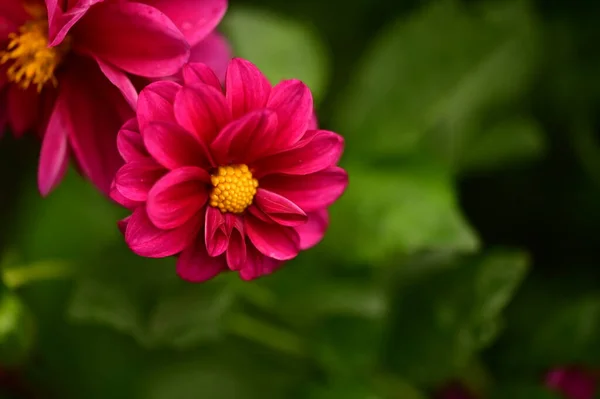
top-left (325, 162), bottom-right (479, 264)
top-left (459, 117), bottom-right (546, 173)
top-left (0, 291), bottom-right (35, 367)
top-left (334, 0), bottom-right (539, 166)
top-left (223, 6), bottom-right (329, 103)
top-left (384, 250), bottom-right (529, 384)
top-left (146, 278), bottom-right (235, 349)
top-left (9, 169), bottom-right (123, 262)
top-left (490, 385), bottom-right (561, 399)
top-left (311, 315), bottom-right (383, 375)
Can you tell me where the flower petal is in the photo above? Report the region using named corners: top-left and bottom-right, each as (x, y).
top-left (260, 167), bottom-right (348, 212)
top-left (147, 167), bottom-right (209, 229)
top-left (94, 57), bottom-right (138, 109)
top-left (143, 121), bottom-right (211, 169)
top-left (117, 119), bottom-right (148, 163)
top-left (210, 109), bottom-right (278, 165)
top-left (117, 215), bottom-right (131, 235)
top-left (38, 94), bottom-right (69, 196)
top-left (7, 85), bottom-right (40, 137)
top-left (204, 206), bottom-right (231, 257)
top-left (139, 0), bottom-right (227, 46)
top-left (239, 244), bottom-right (283, 281)
top-left (253, 130), bottom-right (344, 177)
top-left (110, 180), bottom-right (140, 210)
top-left (188, 33), bottom-right (231, 83)
top-left (266, 79), bottom-right (313, 151)
top-left (294, 210), bottom-right (329, 250)
top-left (61, 58), bottom-right (134, 195)
top-left (174, 83), bottom-right (230, 145)
top-left (182, 62), bottom-right (221, 91)
top-left (125, 206), bottom-right (201, 258)
top-left (46, 0), bottom-right (103, 46)
top-left (225, 58), bottom-right (271, 119)
top-left (226, 215), bottom-right (246, 270)
top-left (76, 1), bottom-right (189, 77)
top-left (115, 159), bottom-right (165, 202)
top-left (245, 214), bottom-right (300, 260)
top-left (137, 81), bottom-right (180, 130)
top-left (253, 189), bottom-right (307, 227)
top-left (176, 239), bottom-right (227, 283)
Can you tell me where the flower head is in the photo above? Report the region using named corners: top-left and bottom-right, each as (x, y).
top-left (111, 58), bottom-right (348, 281)
top-left (545, 367), bottom-right (598, 399)
top-left (0, 0), bottom-right (229, 195)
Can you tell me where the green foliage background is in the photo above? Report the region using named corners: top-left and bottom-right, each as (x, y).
top-left (1, 0), bottom-right (600, 397)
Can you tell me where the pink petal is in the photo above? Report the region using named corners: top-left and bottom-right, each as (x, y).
top-left (226, 216), bottom-right (246, 270)
top-left (174, 83), bottom-right (230, 146)
top-left (252, 130), bottom-right (344, 177)
top-left (125, 206), bottom-right (201, 258)
top-left (239, 244), bottom-right (283, 281)
top-left (110, 180), bottom-right (140, 210)
top-left (309, 111), bottom-right (319, 130)
top-left (76, 1), bottom-right (189, 77)
top-left (38, 94), bottom-right (69, 196)
top-left (117, 119), bottom-right (148, 162)
top-left (245, 214), bottom-right (300, 261)
top-left (225, 58), bottom-right (271, 119)
top-left (176, 239), bottom-right (227, 283)
top-left (204, 206), bottom-right (231, 257)
top-left (266, 79), bottom-right (313, 151)
top-left (210, 109), bottom-right (278, 165)
top-left (137, 81), bottom-right (180, 130)
top-left (7, 85), bottom-right (40, 137)
top-left (94, 57), bottom-right (138, 109)
top-left (188, 33), bottom-right (232, 83)
top-left (139, 0), bottom-right (227, 46)
top-left (260, 167), bottom-right (348, 212)
top-left (117, 215), bottom-right (131, 235)
top-left (294, 210), bottom-right (329, 250)
top-left (114, 159), bottom-right (165, 202)
top-left (143, 121), bottom-right (211, 169)
top-left (182, 62), bottom-right (222, 91)
top-left (253, 189), bottom-right (307, 227)
top-left (147, 167), bottom-right (209, 229)
top-left (60, 58), bottom-right (133, 195)
top-left (0, 4), bottom-right (25, 38)
top-left (46, 0), bottom-right (102, 46)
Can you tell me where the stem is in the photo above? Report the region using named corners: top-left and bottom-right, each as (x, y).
top-left (3, 261), bottom-right (74, 289)
top-left (226, 313), bottom-right (305, 358)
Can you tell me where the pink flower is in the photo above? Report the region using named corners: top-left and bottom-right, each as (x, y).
top-left (111, 58), bottom-right (348, 281)
top-left (546, 367), bottom-right (597, 399)
top-left (0, 0), bottom-right (228, 195)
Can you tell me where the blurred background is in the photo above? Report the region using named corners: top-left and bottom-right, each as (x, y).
top-left (1, 0), bottom-right (600, 397)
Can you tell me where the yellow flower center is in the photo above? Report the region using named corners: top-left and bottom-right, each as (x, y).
top-left (209, 164), bottom-right (258, 214)
top-left (1, 16), bottom-right (70, 92)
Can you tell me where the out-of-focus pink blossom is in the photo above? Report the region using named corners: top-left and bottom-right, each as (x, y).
top-left (545, 367), bottom-right (597, 399)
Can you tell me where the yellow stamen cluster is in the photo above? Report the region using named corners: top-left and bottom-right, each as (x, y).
top-left (209, 164), bottom-right (258, 214)
top-left (0, 19), bottom-right (69, 92)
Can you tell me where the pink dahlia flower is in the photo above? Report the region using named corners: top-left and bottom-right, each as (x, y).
top-left (546, 367), bottom-right (597, 399)
top-left (0, 0), bottom-right (228, 195)
top-left (111, 58), bottom-right (348, 281)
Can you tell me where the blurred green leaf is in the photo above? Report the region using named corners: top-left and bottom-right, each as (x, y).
top-left (384, 250), bottom-right (529, 385)
top-left (311, 315), bottom-right (383, 375)
top-left (0, 291), bottom-right (35, 367)
top-left (459, 117), bottom-right (545, 173)
top-left (223, 6), bottom-right (329, 103)
top-left (325, 163), bottom-right (479, 264)
top-left (334, 0), bottom-right (539, 168)
top-left (146, 279), bottom-right (235, 349)
top-left (494, 292), bottom-right (600, 371)
top-left (10, 169), bottom-right (122, 262)
top-left (490, 385), bottom-right (561, 399)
